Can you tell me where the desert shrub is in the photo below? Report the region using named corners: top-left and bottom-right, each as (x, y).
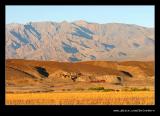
top-left (115, 89), bottom-right (120, 92)
top-left (114, 83), bottom-right (122, 85)
top-left (75, 88), bottom-right (84, 91)
top-left (103, 89), bottom-right (115, 92)
top-left (142, 88), bottom-right (150, 91)
top-left (122, 87), bottom-right (150, 91)
top-left (61, 89), bottom-right (71, 91)
top-left (88, 87), bottom-right (105, 91)
top-left (88, 87), bottom-right (117, 92)
top-left (130, 87), bottom-right (150, 91)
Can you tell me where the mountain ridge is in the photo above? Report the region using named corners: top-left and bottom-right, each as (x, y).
top-left (6, 20), bottom-right (154, 62)
top-left (6, 20), bottom-right (154, 28)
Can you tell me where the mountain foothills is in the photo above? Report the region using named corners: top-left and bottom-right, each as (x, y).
top-left (6, 20), bottom-right (154, 62)
top-left (6, 59), bottom-right (154, 93)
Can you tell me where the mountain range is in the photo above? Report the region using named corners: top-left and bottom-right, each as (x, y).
top-left (6, 20), bottom-right (154, 62)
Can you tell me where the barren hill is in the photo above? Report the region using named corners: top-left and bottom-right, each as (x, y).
top-left (6, 59), bottom-right (154, 93)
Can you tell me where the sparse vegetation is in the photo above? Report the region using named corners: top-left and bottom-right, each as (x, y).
top-left (122, 87), bottom-right (150, 91)
top-left (103, 88), bottom-right (115, 92)
top-left (62, 89), bottom-right (71, 91)
top-left (130, 87), bottom-right (150, 91)
top-left (88, 87), bottom-right (105, 91)
top-left (88, 87), bottom-right (116, 92)
top-left (75, 88), bottom-right (85, 91)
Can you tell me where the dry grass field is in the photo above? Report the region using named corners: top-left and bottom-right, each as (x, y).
top-left (6, 91), bottom-right (154, 105)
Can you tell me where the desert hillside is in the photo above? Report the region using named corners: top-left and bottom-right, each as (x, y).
top-left (6, 59), bottom-right (154, 93)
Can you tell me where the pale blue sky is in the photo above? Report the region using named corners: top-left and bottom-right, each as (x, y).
top-left (6, 5), bottom-right (154, 27)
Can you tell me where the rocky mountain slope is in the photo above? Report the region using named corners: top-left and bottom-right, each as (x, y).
top-left (6, 20), bottom-right (154, 62)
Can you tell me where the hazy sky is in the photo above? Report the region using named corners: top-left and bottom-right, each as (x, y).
top-left (6, 5), bottom-right (154, 27)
